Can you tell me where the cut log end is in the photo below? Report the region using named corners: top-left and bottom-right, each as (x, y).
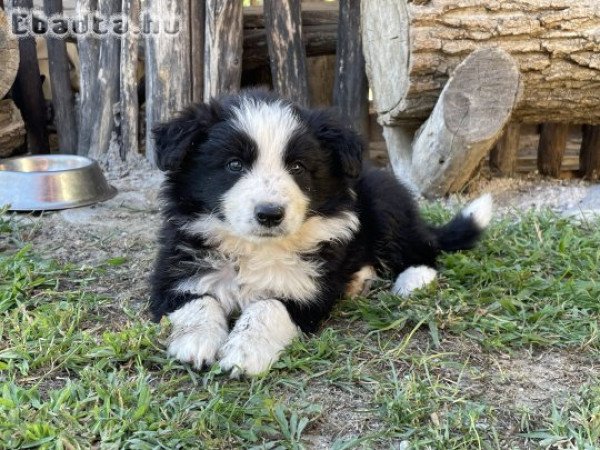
top-left (407, 48), bottom-right (521, 198)
top-left (443, 48), bottom-right (521, 142)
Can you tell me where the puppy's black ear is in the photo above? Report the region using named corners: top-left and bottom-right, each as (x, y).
top-left (303, 109), bottom-right (363, 178)
top-left (152, 102), bottom-right (219, 171)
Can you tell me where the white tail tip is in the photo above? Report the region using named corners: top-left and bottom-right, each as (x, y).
top-left (461, 193), bottom-right (493, 230)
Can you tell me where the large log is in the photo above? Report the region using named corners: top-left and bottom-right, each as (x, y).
top-left (204, 0), bottom-right (243, 99)
top-left (362, 0), bottom-right (600, 126)
top-left (410, 48), bottom-right (521, 197)
top-left (44, 0), bottom-right (78, 154)
top-left (264, 0), bottom-right (309, 105)
top-left (145, 0), bottom-right (191, 165)
top-left (0, 8), bottom-right (19, 99)
top-left (8, 0), bottom-right (50, 154)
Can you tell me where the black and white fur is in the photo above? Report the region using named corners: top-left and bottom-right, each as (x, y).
top-left (150, 90), bottom-right (493, 376)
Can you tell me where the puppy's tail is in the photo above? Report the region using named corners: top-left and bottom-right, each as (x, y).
top-left (432, 194), bottom-right (493, 252)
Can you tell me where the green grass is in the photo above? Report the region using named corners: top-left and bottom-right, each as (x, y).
top-left (1, 207), bottom-right (599, 449)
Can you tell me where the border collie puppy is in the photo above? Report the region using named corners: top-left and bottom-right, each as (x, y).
top-left (150, 90), bottom-right (492, 376)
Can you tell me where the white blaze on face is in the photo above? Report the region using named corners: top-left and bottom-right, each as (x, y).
top-left (221, 99), bottom-right (309, 239)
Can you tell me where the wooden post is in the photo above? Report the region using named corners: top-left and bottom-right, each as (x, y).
top-left (88, 0), bottom-right (121, 160)
top-left (8, 0), bottom-right (50, 154)
top-left (145, 0), bottom-right (192, 165)
top-left (264, 0), bottom-right (309, 106)
top-left (307, 55), bottom-right (335, 107)
top-left (537, 123), bottom-right (569, 178)
top-left (76, 0), bottom-right (99, 156)
top-left (43, 0), bottom-right (78, 154)
top-left (120, 0), bottom-right (140, 160)
top-left (204, 0), bottom-right (243, 100)
top-left (190, 0), bottom-right (205, 103)
top-left (490, 123), bottom-right (521, 176)
top-left (410, 48), bottom-right (521, 197)
top-left (579, 125), bottom-right (600, 181)
top-left (333, 0), bottom-right (368, 138)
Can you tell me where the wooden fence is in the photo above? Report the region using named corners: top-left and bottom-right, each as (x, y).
top-left (0, 0), bottom-right (598, 182)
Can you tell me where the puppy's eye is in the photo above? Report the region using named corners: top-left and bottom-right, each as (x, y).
top-left (227, 159), bottom-right (244, 172)
top-left (289, 161), bottom-right (305, 175)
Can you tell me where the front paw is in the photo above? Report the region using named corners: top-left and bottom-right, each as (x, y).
top-left (218, 333), bottom-right (283, 377)
top-left (167, 325), bottom-right (228, 369)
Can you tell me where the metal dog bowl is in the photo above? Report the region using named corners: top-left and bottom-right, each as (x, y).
top-left (0, 155), bottom-right (117, 211)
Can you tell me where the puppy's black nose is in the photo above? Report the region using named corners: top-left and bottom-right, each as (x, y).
top-left (255, 203), bottom-right (285, 228)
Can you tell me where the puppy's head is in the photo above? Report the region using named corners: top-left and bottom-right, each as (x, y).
top-left (153, 91), bottom-right (362, 241)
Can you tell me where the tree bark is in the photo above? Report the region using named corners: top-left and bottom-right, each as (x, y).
top-left (362, 0), bottom-right (600, 126)
top-left (537, 123), bottom-right (568, 177)
top-left (44, 0), bottom-right (78, 154)
top-left (145, 0), bottom-right (191, 165)
top-left (333, 0), bottom-right (368, 138)
top-left (490, 123), bottom-right (521, 176)
top-left (76, 0), bottom-right (99, 156)
top-left (120, 0), bottom-right (140, 161)
top-left (410, 48), bottom-right (521, 197)
top-left (579, 125), bottom-right (600, 181)
top-left (0, 8), bottom-right (19, 99)
top-left (7, 0), bottom-right (50, 154)
top-left (204, 0), bottom-right (243, 100)
top-left (264, 0), bottom-right (309, 106)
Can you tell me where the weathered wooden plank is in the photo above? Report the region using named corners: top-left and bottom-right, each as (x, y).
top-left (190, 0), bottom-right (205, 103)
top-left (264, 0), bottom-right (308, 105)
top-left (243, 3), bottom-right (338, 29)
top-left (76, 0), bottom-right (99, 155)
top-left (43, 0), bottom-right (78, 154)
top-left (490, 122), bottom-right (521, 176)
top-left (537, 123), bottom-right (569, 178)
top-left (333, 0), bottom-right (368, 137)
top-left (119, 0), bottom-right (140, 160)
top-left (307, 55), bottom-right (335, 107)
top-left (579, 125), bottom-right (600, 181)
top-left (88, 0), bottom-right (120, 159)
top-left (243, 24), bottom-right (336, 71)
top-left (8, 0), bottom-right (50, 154)
top-left (145, 0), bottom-right (192, 164)
top-left (205, 0), bottom-right (243, 99)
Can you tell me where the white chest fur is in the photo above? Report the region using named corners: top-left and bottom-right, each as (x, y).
top-left (177, 211), bottom-right (360, 312)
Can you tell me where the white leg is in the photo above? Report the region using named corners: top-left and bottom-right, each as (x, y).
top-left (392, 265), bottom-right (437, 296)
top-left (167, 296), bottom-right (228, 369)
top-left (219, 299), bottom-right (300, 377)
